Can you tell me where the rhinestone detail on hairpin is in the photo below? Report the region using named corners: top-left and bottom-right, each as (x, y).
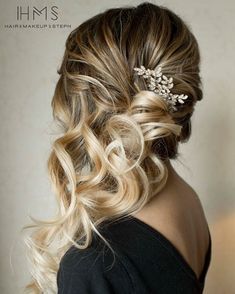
top-left (133, 65), bottom-right (188, 112)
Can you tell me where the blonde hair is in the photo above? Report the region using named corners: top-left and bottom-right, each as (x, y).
top-left (21, 2), bottom-right (203, 293)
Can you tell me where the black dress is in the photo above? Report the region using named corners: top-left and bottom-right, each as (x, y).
top-left (57, 215), bottom-right (212, 294)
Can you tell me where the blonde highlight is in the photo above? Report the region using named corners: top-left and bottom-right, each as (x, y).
top-left (21, 2), bottom-right (203, 293)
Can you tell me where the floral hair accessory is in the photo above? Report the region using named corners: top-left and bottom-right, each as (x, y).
top-left (133, 65), bottom-right (188, 112)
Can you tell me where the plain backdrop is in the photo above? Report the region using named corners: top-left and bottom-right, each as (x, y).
top-left (0, 0), bottom-right (234, 293)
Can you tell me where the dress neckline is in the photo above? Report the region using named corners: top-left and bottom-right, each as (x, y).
top-left (125, 215), bottom-right (212, 286)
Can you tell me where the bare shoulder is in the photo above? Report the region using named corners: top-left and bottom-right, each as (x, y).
top-left (171, 174), bottom-right (210, 246)
top-left (177, 176), bottom-right (209, 234)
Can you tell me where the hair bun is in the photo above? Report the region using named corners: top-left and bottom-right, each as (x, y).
top-left (129, 90), bottom-right (182, 143)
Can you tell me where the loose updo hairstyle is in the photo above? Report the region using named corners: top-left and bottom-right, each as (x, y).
top-left (22, 2), bottom-right (203, 293)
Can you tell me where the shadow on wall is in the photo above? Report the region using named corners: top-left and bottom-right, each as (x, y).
top-left (204, 212), bottom-right (235, 294)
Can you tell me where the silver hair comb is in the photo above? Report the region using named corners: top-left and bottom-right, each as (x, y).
top-left (133, 65), bottom-right (188, 112)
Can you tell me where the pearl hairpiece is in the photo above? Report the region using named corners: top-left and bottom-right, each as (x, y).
top-left (133, 65), bottom-right (188, 112)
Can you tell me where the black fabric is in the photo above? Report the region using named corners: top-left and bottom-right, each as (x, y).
top-left (57, 215), bottom-right (212, 294)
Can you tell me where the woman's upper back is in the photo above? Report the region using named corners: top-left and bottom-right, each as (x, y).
top-left (132, 188), bottom-right (211, 282)
top-left (133, 164), bottom-right (211, 283)
top-left (57, 197), bottom-right (211, 294)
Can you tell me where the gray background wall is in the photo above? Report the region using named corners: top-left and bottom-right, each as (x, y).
top-left (0, 0), bottom-right (234, 293)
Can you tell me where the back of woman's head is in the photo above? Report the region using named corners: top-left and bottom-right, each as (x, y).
top-left (22, 2), bottom-right (203, 293)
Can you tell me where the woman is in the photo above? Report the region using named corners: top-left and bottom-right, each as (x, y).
top-left (22, 2), bottom-right (211, 293)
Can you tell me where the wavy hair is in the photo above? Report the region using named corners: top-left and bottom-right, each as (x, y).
top-left (21, 2), bottom-right (203, 293)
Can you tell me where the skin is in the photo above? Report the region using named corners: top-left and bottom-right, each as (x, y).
top-left (133, 159), bottom-right (210, 280)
